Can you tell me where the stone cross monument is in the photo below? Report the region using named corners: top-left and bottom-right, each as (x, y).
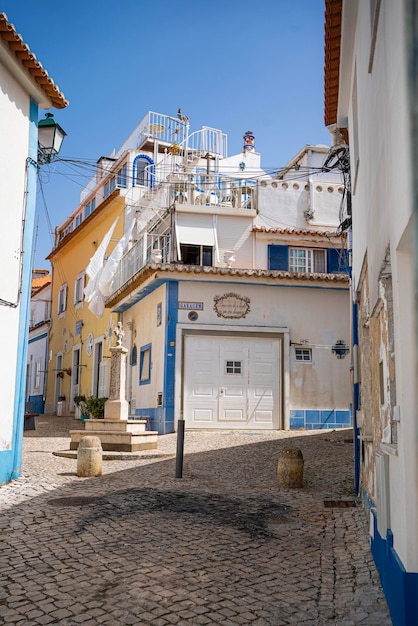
top-left (104, 322), bottom-right (129, 420)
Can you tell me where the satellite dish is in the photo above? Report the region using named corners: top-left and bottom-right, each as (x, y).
top-left (146, 123), bottom-right (166, 135)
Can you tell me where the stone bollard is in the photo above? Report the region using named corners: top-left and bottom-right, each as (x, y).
top-left (277, 448), bottom-right (304, 488)
top-left (77, 436), bottom-right (103, 477)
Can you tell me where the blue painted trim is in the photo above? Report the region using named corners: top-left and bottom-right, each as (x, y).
top-left (28, 332), bottom-right (48, 345)
top-left (163, 281), bottom-right (178, 435)
top-left (370, 510), bottom-right (418, 626)
top-left (0, 450), bottom-right (15, 486)
top-left (352, 300), bottom-right (360, 494)
top-left (134, 407), bottom-right (173, 435)
top-left (139, 343), bottom-right (152, 385)
top-left (132, 154), bottom-right (155, 188)
top-left (10, 99), bottom-right (39, 482)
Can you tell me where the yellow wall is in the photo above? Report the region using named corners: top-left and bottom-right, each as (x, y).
top-left (45, 195), bottom-right (125, 414)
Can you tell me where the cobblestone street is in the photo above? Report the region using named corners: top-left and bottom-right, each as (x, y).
top-left (0, 416), bottom-right (392, 625)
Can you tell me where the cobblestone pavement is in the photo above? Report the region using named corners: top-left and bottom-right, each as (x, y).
top-left (0, 415), bottom-right (392, 625)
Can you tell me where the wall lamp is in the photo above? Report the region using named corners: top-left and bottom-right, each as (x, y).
top-left (332, 339), bottom-right (350, 359)
top-left (38, 113), bottom-right (66, 164)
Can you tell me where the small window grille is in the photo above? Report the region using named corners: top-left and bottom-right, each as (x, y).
top-left (295, 348), bottom-right (312, 362)
top-left (225, 361), bottom-right (242, 374)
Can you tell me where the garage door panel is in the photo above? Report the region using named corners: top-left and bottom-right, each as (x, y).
top-left (253, 410), bottom-right (273, 423)
top-left (254, 386), bottom-right (273, 398)
top-left (219, 409), bottom-right (246, 421)
top-left (184, 335), bottom-right (281, 429)
top-left (192, 384), bottom-right (214, 397)
top-left (193, 409), bottom-right (214, 422)
top-left (223, 386), bottom-right (244, 397)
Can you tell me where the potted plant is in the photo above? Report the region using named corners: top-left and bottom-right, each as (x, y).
top-left (84, 396), bottom-right (107, 419)
top-left (73, 394), bottom-right (88, 422)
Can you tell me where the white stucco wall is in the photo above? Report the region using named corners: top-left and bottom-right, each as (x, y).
top-left (177, 277), bottom-right (351, 413)
top-left (0, 61), bottom-right (31, 449)
top-left (339, 0), bottom-right (417, 570)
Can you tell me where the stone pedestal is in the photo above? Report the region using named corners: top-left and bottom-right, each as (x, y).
top-left (70, 335), bottom-right (158, 452)
top-left (104, 345), bottom-right (129, 420)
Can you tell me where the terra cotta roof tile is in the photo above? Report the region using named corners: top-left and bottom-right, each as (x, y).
top-left (0, 12), bottom-right (68, 109)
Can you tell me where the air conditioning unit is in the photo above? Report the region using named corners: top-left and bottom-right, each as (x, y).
top-left (375, 452), bottom-right (391, 537)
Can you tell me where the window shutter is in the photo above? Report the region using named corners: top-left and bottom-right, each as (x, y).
top-left (268, 245), bottom-right (289, 271)
top-left (98, 360), bottom-right (109, 398)
top-left (327, 248), bottom-right (349, 274)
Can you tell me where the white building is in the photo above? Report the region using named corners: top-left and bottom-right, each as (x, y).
top-left (0, 13), bottom-right (67, 484)
top-left (69, 112), bottom-right (352, 434)
top-left (324, 1), bottom-right (418, 623)
top-left (27, 271), bottom-right (51, 415)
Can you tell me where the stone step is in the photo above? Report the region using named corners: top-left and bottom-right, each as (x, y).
top-left (69, 429), bottom-right (158, 452)
top-left (84, 419), bottom-right (148, 434)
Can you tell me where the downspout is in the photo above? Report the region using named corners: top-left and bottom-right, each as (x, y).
top-left (349, 226), bottom-right (361, 494)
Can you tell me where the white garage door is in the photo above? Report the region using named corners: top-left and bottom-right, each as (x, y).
top-left (184, 335), bottom-right (281, 429)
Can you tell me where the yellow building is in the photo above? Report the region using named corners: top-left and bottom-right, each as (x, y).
top-left (45, 191), bottom-right (125, 415)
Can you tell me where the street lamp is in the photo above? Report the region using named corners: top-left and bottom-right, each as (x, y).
top-left (37, 112), bottom-right (66, 163)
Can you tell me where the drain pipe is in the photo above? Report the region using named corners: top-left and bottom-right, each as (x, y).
top-left (349, 226), bottom-right (361, 494)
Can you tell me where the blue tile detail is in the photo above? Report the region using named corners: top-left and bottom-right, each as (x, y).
top-left (306, 410), bottom-right (320, 424)
top-left (291, 409), bottom-right (352, 431)
top-left (290, 417), bottom-right (305, 430)
top-left (320, 410), bottom-right (335, 424)
top-left (336, 410), bottom-right (351, 424)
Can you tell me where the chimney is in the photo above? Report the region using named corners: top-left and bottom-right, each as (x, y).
top-left (243, 131), bottom-right (255, 152)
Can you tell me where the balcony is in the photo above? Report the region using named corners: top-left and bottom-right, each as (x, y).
top-left (111, 231), bottom-right (171, 295)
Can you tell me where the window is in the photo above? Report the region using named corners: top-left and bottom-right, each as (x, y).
top-left (134, 155), bottom-right (154, 187)
top-left (225, 361), bottom-right (242, 374)
top-left (75, 213), bottom-right (83, 228)
top-left (117, 164), bottom-right (127, 188)
top-left (84, 197), bottom-right (96, 217)
top-left (289, 248), bottom-right (326, 273)
top-left (58, 283), bottom-right (67, 315)
top-left (74, 273), bottom-right (85, 306)
top-left (268, 245), bottom-right (348, 274)
top-left (34, 360), bottom-right (41, 390)
top-left (180, 244), bottom-right (213, 266)
top-left (139, 344), bottom-right (152, 385)
top-left (104, 176), bottom-right (116, 199)
top-left (131, 344), bottom-right (137, 367)
top-left (295, 348), bottom-right (312, 362)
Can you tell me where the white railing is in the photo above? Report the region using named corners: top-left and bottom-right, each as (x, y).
top-left (164, 173), bottom-right (257, 209)
top-left (111, 233), bottom-right (171, 295)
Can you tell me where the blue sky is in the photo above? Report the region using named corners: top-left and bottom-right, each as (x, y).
top-left (2, 0), bottom-right (330, 268)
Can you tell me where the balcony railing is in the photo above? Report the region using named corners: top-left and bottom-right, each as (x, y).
top-left (111, 233), bottom-right (171, 295)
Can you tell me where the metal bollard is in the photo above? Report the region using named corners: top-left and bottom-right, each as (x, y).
top-left (277, 448), bottom-right (304, 488)
top-left (77, 435), bottom-right (103, 477)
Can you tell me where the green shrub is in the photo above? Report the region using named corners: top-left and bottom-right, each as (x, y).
top-left (73, 395), bottom-right (107, 419)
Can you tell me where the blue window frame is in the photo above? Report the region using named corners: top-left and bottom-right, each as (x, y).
top-left (268, 244), bottom-right (349, 275)
top-left (139, 343), bottom-right (152, 385)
